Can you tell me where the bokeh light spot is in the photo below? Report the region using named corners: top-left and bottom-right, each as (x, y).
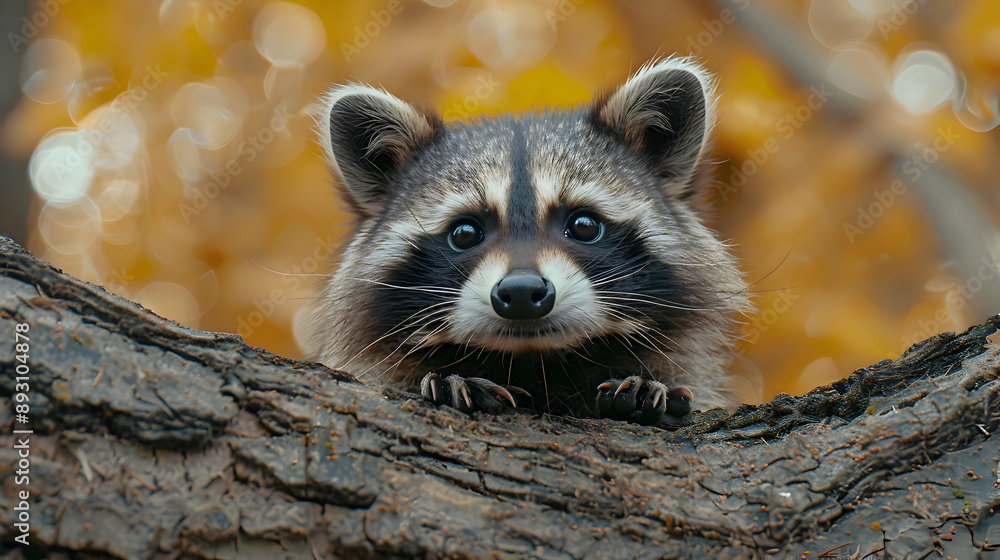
top-left (253, 2), bottom-right (326, 69)
top-left (20, 39), bottom-right (83, 104)
top-left (827, 46), bottom-right (888, 100)
top-left (95, 180), bottom-right (141, 222)
top-left (808, 0), bottom-right (873, 50)
top-left (171, 83), bottom-right (242, 150)
top-left (168, 127), bottom-right (210, 183)
top-left (158, 0), bottom-right (199, 35)
top-left (466, 2), bottom-right (557, 70)
top-left (890, 50), bottom-right (956, 114)
top-left (29, 131), bottom-right (97, 204)
top-left (38, 198), bottom-right (102, 255)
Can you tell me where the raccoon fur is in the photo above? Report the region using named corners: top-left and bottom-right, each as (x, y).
top-left (305, 58), bottom-right (750, 425)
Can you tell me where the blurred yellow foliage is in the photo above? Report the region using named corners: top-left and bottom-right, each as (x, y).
top-left (4, 0), bottom-right (999, 405)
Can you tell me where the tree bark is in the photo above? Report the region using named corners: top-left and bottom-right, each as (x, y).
top-left (0, 235), bottom-right (998, 559)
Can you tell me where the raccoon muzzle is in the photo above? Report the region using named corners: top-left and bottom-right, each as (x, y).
top-left (489, 268), bottom-right (556, 320)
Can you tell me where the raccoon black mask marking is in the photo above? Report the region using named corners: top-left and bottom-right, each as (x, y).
top-left (306, 58), bottom-right (750, 423)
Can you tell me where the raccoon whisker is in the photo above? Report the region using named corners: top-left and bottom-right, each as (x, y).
top-left (614, 307), bottom-right (681, 347)
top-left (631, 238), bottom-right (725, 267)
top-left (600, 288), bottom-right (710, 311)
top-left (586, 249), bottom-right (646, 273)
top-left (598, 295), bottom-right (688, 313)
top-left (598, 299), bottom-right (668, 329)
top-left (599, 306), bottom-right (683, 363)
top-left (565, 346), bottom-right (608, 369)
top-left (593, 329), bottom-right (659, 377)
top-left (636, 324), bottom-right (690, 361)
top-left (417, 329), bottom-right (484, 373)
top-left (589, 269), bottom-right (645, 288)
top-left (250, 260), bottom-right (335, 278)
top-left (588, 261), bottom-right (657, 287)
top-left (746, 248), bottom-right (793, 289)
top-left (605, 333), bottom-right (654, 376)
top-left (718, 292), bottom-right (756, 312)
top-left (475, 340), bottom-right (499, 362)
top-left (344, 278), bottom-right (462, 295)
top-left (400, 323), bottom-right (451, 360)
top-left (506, 352), bottom-right (515, 387)
top-left (601, 307), bottom-right (654, 336)
top-left (359, 325), bottom-right (444, 381)
top-left (402, 341), bottom-right (454, 378)
top-left (587, 259), bottom-right (650, 286)
top-left (394, 301), bottom-right (456, 330)
top-left (662, 261), bottom-right (729, 267)
top-left (574, 314), bottom-right (618, 341)
top-left (375, 327), bottom-right (452, 382)
top-left (627, 326), bottom-right (674, 357)
top-left (355, 299), bottom-right (454, 346)
top-left (423, 341), bottom-right (484, 371)
top-left (596, 293), bottom-right (708, 312)
top-left (617, 327), bottom-right (689, 377)
top-left (578, 233), bottom-right (638, 271)
top-left (538, 357), bottom-right (551, 414)
top-left (380, 319), bottom-right (453, 372)
top-left (459, 327), bottom-right (481, 355)
top-left (401, 309), bottom-right (457, 344)
top-left (345, 304), bottom-right (454, 371)
top-left (392, 250), bottom-right (466, 279)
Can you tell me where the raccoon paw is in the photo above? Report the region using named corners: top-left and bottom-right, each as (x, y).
top-left (596, 376), bottom-right (693, 425)
top-left (419, 373), bottom-right (517, 415)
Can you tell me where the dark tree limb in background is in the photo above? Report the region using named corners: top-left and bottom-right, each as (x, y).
top-left (0, 234), bottom-right (998, 559)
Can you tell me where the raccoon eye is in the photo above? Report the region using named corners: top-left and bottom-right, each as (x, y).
top-left (448, 219), bottom-right (485, 251)
top-left (565, 210), bottom-right (604, 243)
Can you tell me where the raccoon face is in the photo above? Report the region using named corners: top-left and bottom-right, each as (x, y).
top-left (307, 58), bottom-right (748, 405)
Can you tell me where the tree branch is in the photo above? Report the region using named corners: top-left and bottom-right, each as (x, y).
top-left (1, 235), bottom-right (998, 558)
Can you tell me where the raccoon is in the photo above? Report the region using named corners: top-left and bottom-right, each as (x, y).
top-left (305, 58), bottom-right (750, 425)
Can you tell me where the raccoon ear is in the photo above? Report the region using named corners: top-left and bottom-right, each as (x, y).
top-left (317, 84), bottom-right (440, 216)
top-left (593, 58), bottom-right (716, 198)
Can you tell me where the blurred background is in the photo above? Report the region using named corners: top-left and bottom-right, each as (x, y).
top-left (0, 0), bottom-right (998, 404)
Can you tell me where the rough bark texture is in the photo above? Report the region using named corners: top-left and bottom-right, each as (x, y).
top-left (0, 234), bottom-right (998, 559)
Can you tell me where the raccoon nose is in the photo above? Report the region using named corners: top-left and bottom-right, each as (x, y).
top-left (491, 269), bottom-right (556, 320)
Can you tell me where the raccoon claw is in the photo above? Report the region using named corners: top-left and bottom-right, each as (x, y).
top-left (420, 373), bottom-right (517, 415)
top-left (596, 376), bottom-right (693, 425)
